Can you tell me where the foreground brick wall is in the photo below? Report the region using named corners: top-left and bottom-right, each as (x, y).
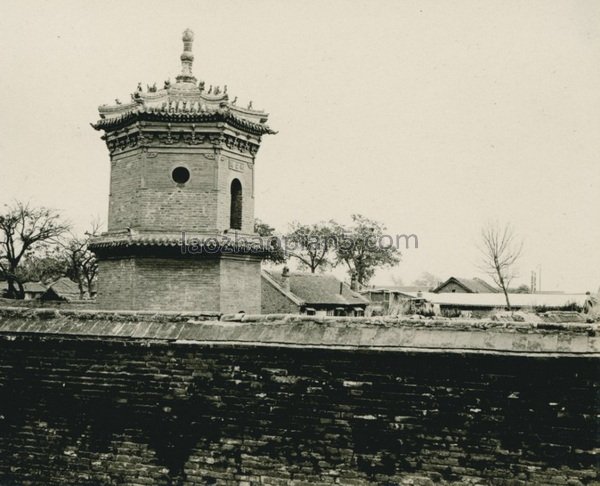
top-left (0, 311), bottom-right (597, 485)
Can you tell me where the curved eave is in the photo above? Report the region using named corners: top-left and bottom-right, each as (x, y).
top-left (92, 110), bottom-right (276, 136)
top-left (89, 239), bottom-right (275, 258)
top-left (89, 240), bottom-right (183, 249)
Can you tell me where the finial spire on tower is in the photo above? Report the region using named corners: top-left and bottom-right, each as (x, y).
top-left (176, 28), bottom-right (197, 84)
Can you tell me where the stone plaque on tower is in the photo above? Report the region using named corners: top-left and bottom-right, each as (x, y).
top-left (89, 29), bottom-right (275, 313)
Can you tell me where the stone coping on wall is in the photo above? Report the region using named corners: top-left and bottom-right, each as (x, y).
top-left (0, 306), bottom-right (598, 357)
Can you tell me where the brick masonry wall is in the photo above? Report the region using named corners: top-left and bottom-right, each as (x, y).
top-left (96, 258), bottom-right (136, 309)
top-left (109, 148), bottom-right (221, 233)
top-left (0, 332), bottom-right (597, 485)
top-left (108, 150), bottom-right (143, 231)
top-left (219, 256), bottom-right (262, 314)
top-left (97, 256), bottom-right (261, 313)
top-left (137, 150), bottom-right (220, 233)
top-left (107, 145), bottom-right (255, 235)
top-left (216, 149), bottom-right (255, 234)
top-left (98, 125), bottom-right (264, 316)
top-left (261, 276), bottom-right (302, 314)
top-left (97, 257), bottom-right (221, 311)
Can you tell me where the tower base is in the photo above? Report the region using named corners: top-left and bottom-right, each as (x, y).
top-left (95, 254), bottom-right (261, 314)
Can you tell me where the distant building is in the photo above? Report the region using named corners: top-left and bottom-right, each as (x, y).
top-left (261, 268), bottom-right (369, 316)
top-left (402, 291), bottom-right (588, 318)
top-left (360, 287), bottom-right (428, 315)
top-left (433, 277), bottom-right (498, 294)
top-left (23, 282), bottom-right (46, 300)
top-left (0, 281), bottom-right (46, 300)
top-left (389, 285), bottom-right (432, 293)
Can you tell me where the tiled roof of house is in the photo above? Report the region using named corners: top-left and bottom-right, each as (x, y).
top-left (1, 281), bottom-right (47, 293)
top-left (433, 277), bottom-right (498, 293)
top-left (44, 278), bottom-right (81, 302)
top-left (261, 271), bottom-right (304, 306)
top-left (265, 271), bottom-right (369, 306)
top-left (23, 282), bottom-right (46, 293)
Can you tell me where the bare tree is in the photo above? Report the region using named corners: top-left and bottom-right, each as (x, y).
top-left (479, 222), bottom-right (523, 311)
top-left (60, 220), bottom-right (102, 299)
top-left (18, 245), bottom-right (67, 284)
top-left (0, 202), bottom-right (70, 299)
top-left (412, 271), bottom-right (441, 290)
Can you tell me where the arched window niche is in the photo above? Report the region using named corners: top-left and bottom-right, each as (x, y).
top-left (230, 179), bottom-right (242, 230)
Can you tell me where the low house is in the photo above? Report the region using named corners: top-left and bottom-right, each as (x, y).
top-left (23, 282), bottom-right (46, 300)
top-left (261, 268), bottom-right (369, 316)
top-left (433, 276), bottom-right (498, 294)
top-left (0, 281), bottom-right (46, 300)
top-left (360, 287), bottom-right (429, 315)
top-left (403, 291), bottom-right (588, 318)
top-left (41, 278), bottom-right (82, 302)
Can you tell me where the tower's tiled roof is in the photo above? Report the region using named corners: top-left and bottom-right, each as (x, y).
top-left (89, 231), bottom-right (275, 254)
top-left (92, 104), bottom-right (275, 135)
top-left (92, 29), bottom-right (274, 136)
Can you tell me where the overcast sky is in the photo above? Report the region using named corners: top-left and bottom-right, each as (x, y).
top-left (1, 0), bottom-right (599, 292)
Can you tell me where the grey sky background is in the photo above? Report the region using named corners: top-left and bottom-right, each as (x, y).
top-left (1, 0), bottom-right (599, 292)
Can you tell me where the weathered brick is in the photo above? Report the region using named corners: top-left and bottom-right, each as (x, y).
top-left (0, 331), bottom-right (597, 485)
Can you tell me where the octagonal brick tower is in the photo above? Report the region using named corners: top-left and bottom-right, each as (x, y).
top-left (90, 29), bottom-right (275, 313)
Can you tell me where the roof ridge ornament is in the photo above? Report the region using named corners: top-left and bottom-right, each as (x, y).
top-left (93, 29), bottom-right (276, 135)
top-left (176, 28), bottom-right (197, 84)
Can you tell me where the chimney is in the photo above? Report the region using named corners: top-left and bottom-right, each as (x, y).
top-left (350, 273), bottom-right (358, 291)
top-left (281, 266), bottom-right (290, 292)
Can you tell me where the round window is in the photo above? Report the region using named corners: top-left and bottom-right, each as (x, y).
top-left (172, 166), bottom-right (190, 184)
